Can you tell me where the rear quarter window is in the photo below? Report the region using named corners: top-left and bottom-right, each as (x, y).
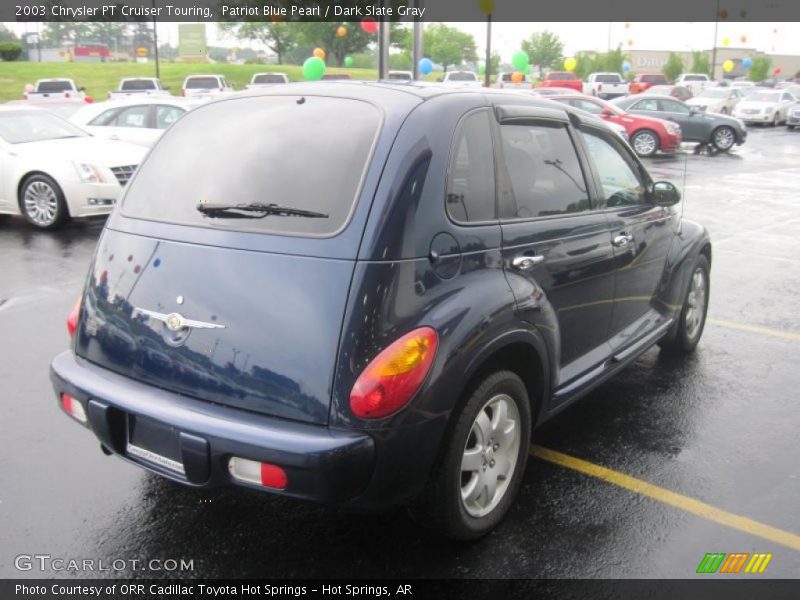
top-left (121, 96), bottom-right (381, 237)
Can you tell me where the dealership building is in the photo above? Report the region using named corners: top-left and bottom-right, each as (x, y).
top-left (623, 47), bottom-right (800, 79)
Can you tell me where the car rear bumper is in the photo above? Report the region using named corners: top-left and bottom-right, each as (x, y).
top-left (50, 351), bottom-right (376, 503)
top-left (661, 133), bottom-right (682, 153)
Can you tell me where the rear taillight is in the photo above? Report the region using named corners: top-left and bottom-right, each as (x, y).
top-left (67, 296), bottom-right (81, 338)
top-left (65, 92), bottom-right (71, 98)
top-left (598, 83), bottom-right (603, 91)
top-left (61, 393), bottom-right (87, 423)
top-left (228, 457), bottom-right (287, 489)
top-left (350, 327), bottom-right (438, 419)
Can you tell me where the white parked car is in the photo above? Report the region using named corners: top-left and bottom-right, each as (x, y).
top-left (0, 107), bottom-right (146, 229)
top-left (686, 87), bottom-right (746, 115)
top-left (70, 98), bottom-right (197, 147)
top-left (181, 74), bottom-right (235, 99)
top-left (108, 77), bottom-right (170, 99)
top-left (441, 71), bottom-right (481, 88)
top-left (245, 72), bottom-right (290, 89)
top-left (582, 72), bottom-right (629, 99)
top-left (733, 89), bottom-right (798, 126)
top-left (387, 70), bottom-right (414, 81)
top-left (24, 78), bottom-right (87, 102)
top-left (731, 80), bottom-right (757, 90)
top-left (675, 73), bottom-right (712, 95)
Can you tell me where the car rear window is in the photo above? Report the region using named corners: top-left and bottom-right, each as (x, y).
top-left (185, 77), bottom-right (220, 89)
top-left (121, 79), bottom-right (157, 90)
top-left (447, 72), bottom-right (478, 81)
top-left (595, 74), bottom-right (622, 83)
top-left (642, 75), bottom-right (668, 84)
top-left (37, 81), bottom-right (73, 93)
top-left (122, 96), bottom-right (381, 236)
top-left (253, 74), bottom-right (286, 84)
top-left (547, 72), bottom-right (577, 81)
top-left (683, 75), bottom-right (707, 81)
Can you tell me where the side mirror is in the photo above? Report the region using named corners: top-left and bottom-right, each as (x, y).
top-left (651, 181), bottom-right (681, 207)
top-left (689, 107), bottom-right (699, 115)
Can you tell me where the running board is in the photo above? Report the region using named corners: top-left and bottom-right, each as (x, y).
top-left (552, 319), bottom-right (674, 400)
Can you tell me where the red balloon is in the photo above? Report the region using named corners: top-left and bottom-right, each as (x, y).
top-left (360, 18), bottom-right (378, 34)
top-left (774, 67), bottom-right (782, 75)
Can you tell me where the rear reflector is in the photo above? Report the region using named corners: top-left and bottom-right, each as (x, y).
top-left (61, 393), bottom-right (87, 423)
top-left (67, 296), bottom-right (82, 338)
top-left (228, 457), bottom-right (287, 490)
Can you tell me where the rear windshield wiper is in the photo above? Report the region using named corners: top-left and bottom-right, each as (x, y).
top-left (196, 202), bottom-right (329, 219)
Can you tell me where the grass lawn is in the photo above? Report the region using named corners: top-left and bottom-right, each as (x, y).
top-left (0, 61), bottom-right (396, 103)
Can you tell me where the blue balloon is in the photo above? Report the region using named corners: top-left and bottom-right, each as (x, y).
top-left (742, 57), bottom-right (752, 69)
top-left (622, 61), bottom-right (631, 73)
top-left (419, 58), bottom-right (433, 75)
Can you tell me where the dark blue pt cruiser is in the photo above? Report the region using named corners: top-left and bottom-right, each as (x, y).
top-left (51, 82), bottom-right (711, 539)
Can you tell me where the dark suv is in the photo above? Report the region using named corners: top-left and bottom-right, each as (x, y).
top-left (51, 83), bottom-right (711, 540)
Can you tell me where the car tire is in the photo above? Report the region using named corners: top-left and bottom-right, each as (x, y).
top-left (660, 254), bottom-right (710, 354)
top-left (631, 129), bottom-right (660, 157)
top-left (19, 174), bottom-right (69, 230)
top-left (772, 112), bottom-right (780, 127)
top-left (789, 125), bottom-right (796, 130)
top-left (408, 370), bottom-right (532, 540)
top-left (711, 126), bottom-right (736, 152)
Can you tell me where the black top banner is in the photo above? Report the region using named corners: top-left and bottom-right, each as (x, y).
top-left (5, 0), bottom-right (800, 22)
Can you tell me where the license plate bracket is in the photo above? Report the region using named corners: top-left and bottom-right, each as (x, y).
top-left (126, 415), bottom-right (185, 475)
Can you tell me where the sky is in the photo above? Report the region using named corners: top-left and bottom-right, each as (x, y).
top-left (8, 21), bottom-right (800, 57)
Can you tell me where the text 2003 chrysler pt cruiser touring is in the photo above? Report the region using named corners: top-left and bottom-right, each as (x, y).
top-left (51, 83), bottom-right (711, 539)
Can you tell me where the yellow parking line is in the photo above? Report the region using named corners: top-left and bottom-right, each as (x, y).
top-left (708, 319), bottom-right (800, 342)
top-left (531, 445), bottom-right (800, 551)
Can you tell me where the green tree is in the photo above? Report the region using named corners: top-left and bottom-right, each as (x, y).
top-left (0, 24), bottom-right (18, 42)
top-left (400, 24), bottom-right (477, 72)
top-left (691, 51), bottom-right (711, 76)
top-left (748, 56), bottom-right (772, 82)
top-left (219, 22), bottom-right (298, 65)
top-left (521, 31), bottom-right (563, 70)
top-left (574, 48), bottom-right (628, 80)
top-left (0, 41), bottom-right (22, 61)
top-left (663, 52), bottom-right (684, 81)
top-left (294, 23), bottom-right (374, 67)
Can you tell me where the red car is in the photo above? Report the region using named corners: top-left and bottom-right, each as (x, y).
top-left (538, 71), bottom-right (583, 92)
top-left (548, 94), bottom-right (682, 157)
top-left (630, 72), bottom-right (669, 94)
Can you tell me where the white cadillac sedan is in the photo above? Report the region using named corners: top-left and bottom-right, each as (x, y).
top-left (0, 107), bottom-right (146, 229)
top-left (70, 97), bottom-right (199, 148)
top-left (732, 89), bottom-right (797, 126)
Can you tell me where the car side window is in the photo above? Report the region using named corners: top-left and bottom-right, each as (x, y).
top-left (88, 108), bottom-right (121, 127)
top-left (782, 93), bottom-right (793, 102)
top-left (661, 100), bottom-right (690, 114)
top-left (446, 111), bottom-right (496, 223)
top-left (498, 121), bottom-right (590, 219)
top-left (111, 105), bottom-right (150, 128)
top-left (581, 128), bottom-right (647, 207)
top-left (633, 99), bottom-right (659, 112)
top-left (575, 99), bottom-right (604, 115)
top-left (155, 105), bottom-right (185, 129)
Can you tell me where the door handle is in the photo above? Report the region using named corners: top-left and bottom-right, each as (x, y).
top-left (612, 233), bottom-right (634, 247)
top-left (512, 255), bottom-right (545, 270)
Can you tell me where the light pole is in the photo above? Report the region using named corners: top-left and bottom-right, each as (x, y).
top-left (152, 0), bottom-right (161, 79)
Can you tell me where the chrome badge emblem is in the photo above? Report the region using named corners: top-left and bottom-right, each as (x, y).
top-left (133, 307), bottom-right (225, 332)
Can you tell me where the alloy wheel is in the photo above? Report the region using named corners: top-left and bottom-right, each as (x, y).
top-left (713, 127), bottom-right (735, 151)
top-left (460, 393), bottom-right (521, 518)
top-left (684, 267), bottom-right (707, 341)
top-left (23, 181), bottom-right (59, 227)
top-left (632, 131), bottom-right (657, 156)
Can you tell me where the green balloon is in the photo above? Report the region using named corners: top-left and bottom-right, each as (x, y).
top-left (523, 63), bottom-right (532, 75)
top-left (303, 56), bottom-right (326, 80)
top-left (511, 50), bottom-right (529, 72)
top-left (478, 64), bottom-right (486, 74)
top-left (344, 56), bottom-right (354, 67)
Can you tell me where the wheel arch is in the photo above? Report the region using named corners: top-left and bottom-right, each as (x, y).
top-left (16, 170), bottom-right (69, 216)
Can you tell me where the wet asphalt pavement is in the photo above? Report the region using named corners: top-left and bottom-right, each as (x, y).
top-left (1, 127), bottom-right (799, 580)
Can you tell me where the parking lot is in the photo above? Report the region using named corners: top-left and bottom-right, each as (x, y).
top-left (1, 126), bottom-right (799, 579)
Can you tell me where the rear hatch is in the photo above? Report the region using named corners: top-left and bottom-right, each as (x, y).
top-left (75, 94), bottom-right (383, 425)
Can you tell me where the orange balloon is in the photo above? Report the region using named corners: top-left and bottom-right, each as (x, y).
top-left (740, 35), bottom-right (747, 43)
top-left (627, 39), bottom-right (634, 46)
top-left (511, 72), bottom-right (523, 83)
top-left (313, 47), bottom-right (326, 60)
top-left (337, 26), bottom-right (347, 38)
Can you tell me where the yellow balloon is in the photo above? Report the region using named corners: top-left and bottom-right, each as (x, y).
top-left (722, 37), bottom-right (730, 47)
top-left (313, 47), bottom-right (326, 60)
top-left (478, 0), bottom-right (495, 14)
top-left (723, 60), bottom-right (734, 73)
top-left (564, 57), bottom-right (577, 71)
